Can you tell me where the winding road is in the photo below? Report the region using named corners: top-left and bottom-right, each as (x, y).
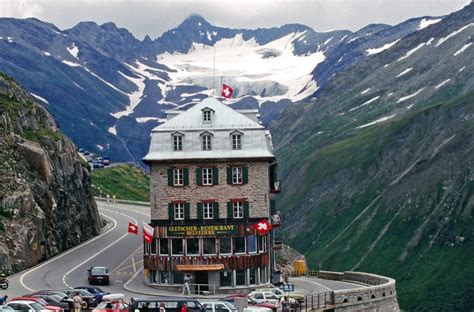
top-left (2, 201), bottom-right (362, 301)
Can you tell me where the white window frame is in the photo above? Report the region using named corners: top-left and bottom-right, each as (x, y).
top-left (173, 135), bottom-right (183, 151)
top-left (202, 168), bottom-right (213, 185)
top-left (232, 167), bottom-right (243, 184)
top-left (173, 168), bottom-right (184, 186)
top-left (171, 238), bottom-right (184, 256)
top-left (174, 203), bottom-right (184, 220)
top-left (233, 201), bottom-right (243, 219)
top-left (232, 133), bottom-right (242, 150)
top-left (203, 110), bottom-right (212, 122)
top-left (203, 202), bottom-right (214, 219)
top-left (185, 238), bottom-right (200, 256)
top-left (202, 134), bottom-right (212, 151)
top-left (219, 237), bottom-right (233, 255)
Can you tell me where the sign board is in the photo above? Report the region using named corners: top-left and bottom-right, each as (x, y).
top-left (282, 284), bottom-right (295, 292)
top-left (167, 225), bottom-right (237, 236)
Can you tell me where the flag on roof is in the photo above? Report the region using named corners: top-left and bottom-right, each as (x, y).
top-left (221, 84), bottom-right (233, 99)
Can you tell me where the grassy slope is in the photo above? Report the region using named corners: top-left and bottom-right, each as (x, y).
top-left (277, 92), bottom-right (474, 311)
top-left (91, 164), bottom-right (150, 202)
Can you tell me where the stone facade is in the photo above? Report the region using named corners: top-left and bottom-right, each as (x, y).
top-left (150, 161), bottom-right (270, 220)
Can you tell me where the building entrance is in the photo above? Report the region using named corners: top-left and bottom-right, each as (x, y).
top-left (194, 271), bottom-right (209, 292)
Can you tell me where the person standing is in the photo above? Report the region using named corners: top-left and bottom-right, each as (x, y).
top-left (0, 295), bottom-right (8, 305)
top-left (73, 294), bottom-right (83, 312)
top-left (180, 303), bottom-right (188, 312)
top-left (281, 296), bottom-right (291, 312)
top-left (159, 303), bottom-right (166, 312)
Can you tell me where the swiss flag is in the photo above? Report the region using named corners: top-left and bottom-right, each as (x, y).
top-left (143, 222), bottom-right (154, 243)
top-left (221, 84), bottom-right (233, 99)
top-left (254, 219), bottom-right (272, 235)
top-left (128, 222), bottom-right (138, 235)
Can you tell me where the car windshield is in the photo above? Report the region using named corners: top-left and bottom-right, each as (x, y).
top-left (50, 295), bottom-right (63, 301)
top-left (91, 288), bottom-right (104, 293)
top-left (91, 268), bottom-right (108, 275)
top-left (30, 303), bottom-right (44, 311)
top-left (222, 302), bottom-right (236, 310)
top-left (79, 290), bottom-right (93, 296)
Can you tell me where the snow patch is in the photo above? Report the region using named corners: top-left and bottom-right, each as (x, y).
top-left (84, 67), bottom-right (126, 94)
top-left (366, 39), bottom-right (400, 55)
top-left (111, 71), bottom-right (146, 119)
top-left (324, 37), bottom-right (333, 45)
top-left (435, 78), bottom-right (450, 89)
top-left (357, 114), bottom-right (396, 129)
top-left (73, 81), bottom-right (84, 90)
top-left (96, 144), bottom-right (103, 151)
top-left (407, 104), bottom-right (414, 109)
top-left (108, 126), bottom-right (117, 136)
top-left (397, 88), bottom-right (424, 103)
top-left (459, 66), bottom-right (466, 72)
top-left (43, 51), bottom-right (51, 56)
top-left (349, 96), bottom-right (380, 112)
top-left (398, 43), bottom-right (425, 61)
top-left (67, 43), bottom-right (79, 59)
top-left (387, 92), bottom-right (394, 97)
top-left (436, 23), bottom-right (474, 47)
top-left (397, 67), bottom-right (413, 78)
top-left (7, 36), bottom-right (14, 43)
top-left (348, 36), bottom-right (359, 43)
top-left (360, 88), bottom-right (371, 95)
top-left (454, 42), bottom-right (472, 56)
top-left (426, 37), bottom-right (435, 45)
top-left (339, 35), bottom-right (348, 42)
top-left (31, 93), bottom-right (49, 104)
top-left (136, 117), bottom-right (166, 123)
top-left (418, 18), bottom-right (442, 30)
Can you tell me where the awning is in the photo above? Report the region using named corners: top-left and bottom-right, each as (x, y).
top-left (176, 264), bottom-right (224, 272)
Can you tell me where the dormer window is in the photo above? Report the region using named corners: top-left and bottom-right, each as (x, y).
top-left (201, 132), bottom-right (213, 151)
top-left (172, 132), bottom-right (184, 151)
top-left (231, 131), bottom-right (243, 150)
top-left (202, 107), bottom-right (214, 123)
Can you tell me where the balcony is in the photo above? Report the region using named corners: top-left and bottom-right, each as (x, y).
top-left (270, 214), bottom-right (282, 227)
top-left (270, 181), bottom-right (281, 194)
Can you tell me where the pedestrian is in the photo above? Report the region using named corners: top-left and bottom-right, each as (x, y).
top-left (281, 296), bottom-right (291, 312)
top-left (159, 303), bottom-right (166, 312)
top-left (0, 295), bottom-right (8, 305)
top-left (73, 294), bottom-right (83, 312)
top-left (180, 303), bottom-right (188, 312)
top-left (141, 303), bottom-right (150, 312)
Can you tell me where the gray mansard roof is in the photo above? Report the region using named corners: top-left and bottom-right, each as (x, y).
top-left (143, 97), bottom-right (275, 161)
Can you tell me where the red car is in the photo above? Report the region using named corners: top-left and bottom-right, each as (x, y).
top-left (92, 294), bottom-right (128, 312)
top-left (221, 295), bottom-right (276, 312)
top-left (11, 297), bottom-right (64, 312)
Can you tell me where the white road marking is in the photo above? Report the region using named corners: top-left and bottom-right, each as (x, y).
top-left (112, 245), bottom-right (142, 273)
top-left (19, 212), bottom-right (118, 292)
top-left (132, 257), bottom-right (137, 273)
top-left (101, 204), bottom-right (149, 217)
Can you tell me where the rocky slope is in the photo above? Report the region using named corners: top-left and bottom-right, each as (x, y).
top-left (0, 73), bottom-right (101, 273)
top-left (272, 3), bottom-right (473, 311)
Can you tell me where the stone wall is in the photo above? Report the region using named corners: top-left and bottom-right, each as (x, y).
top-left (150, 161), bottom-right (270, 220)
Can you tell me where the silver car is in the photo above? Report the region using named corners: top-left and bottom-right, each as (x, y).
top-left (6, 300), bottom-right (50, 312)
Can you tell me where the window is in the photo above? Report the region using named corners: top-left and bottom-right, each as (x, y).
top-left (248, 235), bottom-right (257, 253)
top-left (236, 269), bottom-right (246, 286)
top-left (151, 239), bottom-right (157, 254)
top-left (232, 133), bottom-right (242, 150)
top-left (174, 203), bottom-right (184, 220)
top-left (202, 134), bottom-right (212, 150)
top-left (203, 238), bottom-right (216, 255)
top-left (249, 268), bottom-right (257, 285)
top-left (260, 266), bottom-right (267, 284)
top-left (233, 202), bottom-right (243, 219)
top-left (171, 238), bottom-right (183, 255)
top-left (232, 167), bottom-right (242, 184)
top-left (234, 236), bottom-right (246, 254)
top-left (159, 238), bottom-right (169, 255)
top-left (173, 135), bottom-right (183, 151)
top-left (202, 168), bottom-right (213, 185)
top-left (220, 237), bottom-right (232, 254)
top-left (173, 168), bottom-right (183, 186)
top-left (203, 110), bottom-right (212, 122)
top-left (160, 271), bottom-right (170, 284)
top-left (258, 235), bottom-right (266, 253)
top-left (186, 238), bottom-right (200, 255)
top-left (220, 270), bottom-right (232, 287)
top-left (203, 202), bottom-right (213, 219)
top-left (173, 271), bottom-right (184, 284)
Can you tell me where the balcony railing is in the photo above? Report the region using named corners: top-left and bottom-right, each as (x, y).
top-left (270, 181), bottom-right (281, 194)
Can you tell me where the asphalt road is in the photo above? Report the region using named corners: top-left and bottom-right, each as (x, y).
top-left (1, 202), bottom-right (363, 301)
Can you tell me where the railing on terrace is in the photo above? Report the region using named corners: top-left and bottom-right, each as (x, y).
top-left (295, 292), bottom-right (334, 311)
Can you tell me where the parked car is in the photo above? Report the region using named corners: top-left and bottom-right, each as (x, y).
top-left (84, 151), bottom-right (90, 156)
top-left (247, 292), bottom-right (280, 308)
top-left (10, 297), bottom-right (63, 312)
top-left (202, 301), bottom-right (236, 312)
top-left (221, 296), bottom-right (275, 312)
top-left (78, 148), bottom-right (85, 153)
top-left (102, 157), bottom-right (111, 166)
top-left (30, 294), bottom-right (70, 310)
top-left (6, 300), bottom-right (50, 312)
top-left (129, 297), bottom-right (204, 312)
top-left (60, 289), bottom-right (97, 309)
top-left (0, 305), bottom-right (14, 312)
top-left (74, 286), bottom-right (109, 303)
top-left (243, 308), bottom-right (272, 312)
top-left (253, 287), bottom-right (304, 302)
top-left (88, 267), bottom-right (110, 285)
top-left (31, 291), bottom-right (73, 309)
top-left (92, 294), bottom-right (128, 312)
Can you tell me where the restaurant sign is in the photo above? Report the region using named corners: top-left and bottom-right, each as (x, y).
top-left (167, 225), bottom-right (237, 236)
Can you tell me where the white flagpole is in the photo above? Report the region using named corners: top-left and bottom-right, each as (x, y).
top-left (212, 45), bottom-right (216, 97)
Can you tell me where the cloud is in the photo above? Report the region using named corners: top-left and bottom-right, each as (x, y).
top-left (2, 0), bottom-right (45, 18)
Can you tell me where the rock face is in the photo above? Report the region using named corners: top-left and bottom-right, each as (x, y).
top-left (0, 73), bottom-right (101, 273)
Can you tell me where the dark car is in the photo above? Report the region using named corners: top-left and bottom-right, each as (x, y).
top-left (31, 291), bottom-right (73, 310)
top-left (30, 294), bottom-right (70, 310)
top-left (74, 286), bottom-right (109, 303)
top-left (60, 289), bottom-right (97, 309)
top-left (88, 267), bottom-right (110, 285)
top-left (129, 297), bottom-right (204, 312)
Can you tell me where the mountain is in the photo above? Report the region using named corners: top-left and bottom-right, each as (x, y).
top-left (0, 13), bottom-right (439, 166)
top-left (271, 3), bottom-right (473, 311)
top-left (0, 73), bottom-right (101, 272)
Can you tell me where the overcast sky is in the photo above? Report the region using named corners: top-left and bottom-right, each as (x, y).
top-left (1, 0), bottom-right (470, 40)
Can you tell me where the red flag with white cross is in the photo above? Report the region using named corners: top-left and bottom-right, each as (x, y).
top-left (221, 84), bottom-right (233, 99)
top-left (254, 219), bottom-right (272, 235)
top-left (127, 221), bottom-right (138, 235)
top-left (143, 222), bottom-right (154, 243)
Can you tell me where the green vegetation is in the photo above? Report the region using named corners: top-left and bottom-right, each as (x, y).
top-left (0, 93), bottom-right (22, 113)
top-left (0, 204), bottom-right (13, 232)
top-left (91, 164), bottom-right (150, 202)
top-left (24, 128), bottom-right (62, 142)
